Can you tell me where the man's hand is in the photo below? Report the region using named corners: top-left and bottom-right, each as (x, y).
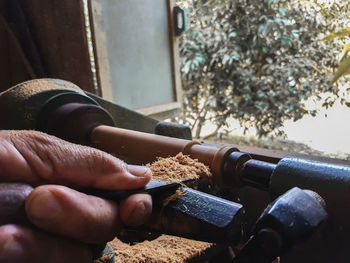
top-left (0, 130), bottom-right (152, 263)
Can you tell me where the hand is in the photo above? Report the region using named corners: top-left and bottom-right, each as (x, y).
top-left (0, 130), bottom-right (152, 263)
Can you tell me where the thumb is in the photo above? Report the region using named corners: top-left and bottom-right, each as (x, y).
top-left (0, 130), bottom-right (151, 189)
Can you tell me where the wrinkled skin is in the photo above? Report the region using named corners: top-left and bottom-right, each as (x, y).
top-left (0, 130), bottom-right (152, 263)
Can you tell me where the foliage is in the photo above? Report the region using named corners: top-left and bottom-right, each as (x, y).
top-left (177, 0), bottom-right (350, 137)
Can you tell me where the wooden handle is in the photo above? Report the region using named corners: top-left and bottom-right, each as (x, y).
top-left (0, 183), bottom-right (33, 225)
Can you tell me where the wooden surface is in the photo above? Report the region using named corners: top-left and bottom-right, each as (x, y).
top-left (168, 0), bottom-right (183, 104)
top-left (88, 0), bottom-right (114, 101)
top-left (0, 15), bottom-right (35, 92)
top-left (21, 0), bottom-right (97, 94)
top-left (0, 0), bottom-right (97, 94)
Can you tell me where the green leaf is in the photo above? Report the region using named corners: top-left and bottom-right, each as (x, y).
top-left (279, 8), bottom-right (287, 16)
top-left (322, 27), bottom-right (350, 42)
top-left (257, 92), bottom-right (265, 98)
top-left (222, 54), bottom-right (231, 65)
top-left (228, 31), bottom-right (237, 38)
top-left (233, 51), bottom-right (240, 60)
top-left (243, 85), bottom-right (251, 92)
top-left (183, 61), bottom-right (191, 74)
top-left (331, 56), bottom-right (350, 84)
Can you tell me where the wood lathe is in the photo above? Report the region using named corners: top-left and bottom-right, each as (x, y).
top-left (1, 79), bottom-right (350, 263)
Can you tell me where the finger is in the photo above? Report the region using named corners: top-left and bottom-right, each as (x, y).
top-left (0, 224), bottom-right (93, 263)
top-left (25, 185), bottom-right (152, 244)
top-left (119, 193), bottom-right (153, 226)
top-left (0, 130), bottom-right (151, 189)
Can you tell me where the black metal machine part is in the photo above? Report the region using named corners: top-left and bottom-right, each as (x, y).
top-left (232, 187), bottom-right (327, 263)
top-left (270, 157), bottom-right (350, 263)
top-left (85, 91), bottom-right (159, 134)
top-left (221, 152), bottom-right (350, 262)
top-left (36, 92), bottom-right (115, 145)
top-left (82, 179), bottom-right (193, 201)
top-left (145, 186), bottom-right (244, 244)
top-left (155, 121), bottom-right (193, 140)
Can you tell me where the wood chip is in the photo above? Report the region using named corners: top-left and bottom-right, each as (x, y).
top-left (109, 235), bottom-right (212, 263)
top-left (147, 152), bottom-right (212, 182)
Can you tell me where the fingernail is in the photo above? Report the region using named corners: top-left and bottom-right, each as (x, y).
top-left (27, 190), bottom-right (61, 222)
top-left (127, 202), bottom-right (150, 226)
top-left (127, 165), bottom-right (151, 178)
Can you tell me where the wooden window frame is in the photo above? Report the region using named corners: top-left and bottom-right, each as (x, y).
top-left (88, 0), bottom-right (182, 118)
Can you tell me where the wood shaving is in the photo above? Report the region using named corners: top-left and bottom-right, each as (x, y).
top-left (162, 189), bottom-right (184, 206)
top-left (108, 235), bottom-right (212, 263)
top-left (94, 252), bottom-right (113, 263)
top-left (147, 152), bottom-right (212, 182)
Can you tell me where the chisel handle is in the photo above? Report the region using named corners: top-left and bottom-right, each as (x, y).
top-left (0, 183), bottom-right (33, 225)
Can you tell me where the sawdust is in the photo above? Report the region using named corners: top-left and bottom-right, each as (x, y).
top-left (95, 154), bottom-right (214, 263)
top-left (108, 235), bottom-right (212, 263)
top-left (94, 251), bottom-right (114, 263)
top-left (162, 188), bottom-right (184, 206)
top-left (147, 152), bottom-right (212, 182)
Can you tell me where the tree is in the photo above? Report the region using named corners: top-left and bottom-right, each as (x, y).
top-left (178, 0), bottom-right (350, 138)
